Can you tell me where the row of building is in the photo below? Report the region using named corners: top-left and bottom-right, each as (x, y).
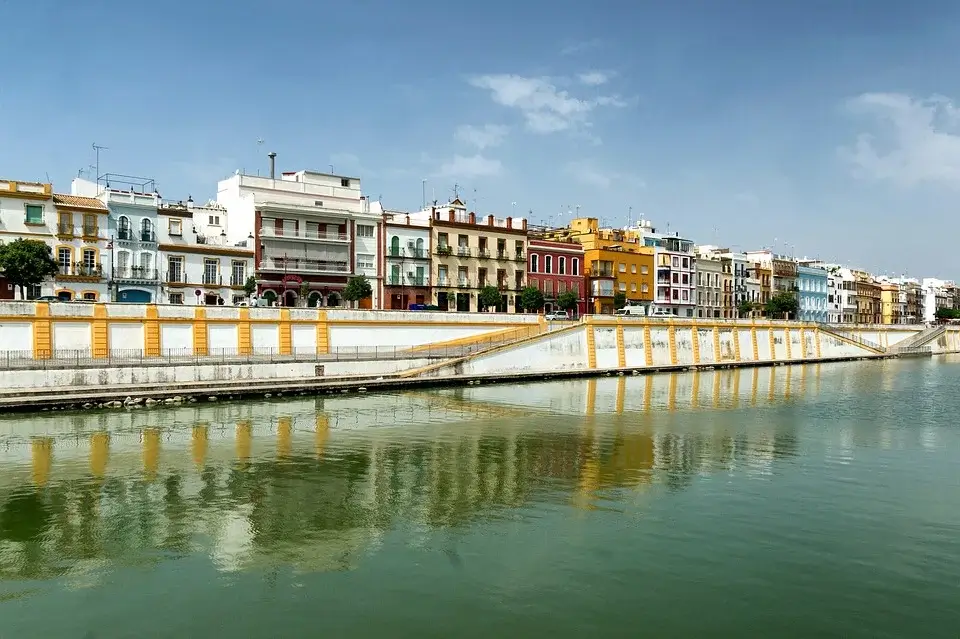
top-left (0, 157), bottom-right (953, 323)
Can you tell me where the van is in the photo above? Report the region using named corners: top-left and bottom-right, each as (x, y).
top-left (615, 305), bottom-right (647, 316)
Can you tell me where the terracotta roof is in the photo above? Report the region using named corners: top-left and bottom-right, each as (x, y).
top-left (52, 194), bottom-right (108, 210)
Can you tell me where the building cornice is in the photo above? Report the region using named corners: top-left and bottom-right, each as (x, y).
top-left (159, 243), bottom-right (254, 258)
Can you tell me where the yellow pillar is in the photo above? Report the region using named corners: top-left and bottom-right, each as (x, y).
top-left (732, 328), bottom-right (741, 361)
top-left (815, 328), bottom-right (822, 359)
top-left (144, 304), bottom-right (160, 357)
top-left (33, 303), bottom-right (52, 359)
top-left (712, 326), bottom-right (721, 362)
top-left (192, 425), bottom-right (208, 468)
top-left (643, 322), bottom-right (653, 367)
top-left (277, 416), bottom-right (292, 458)
top-left (142, 428), bottom-right (160, 481)
top-left (751, 325), bottom-right (759, 360)
top-left (784, 327), bottom-right (792, 359)
top-left (238, 307), bottom-right (252, 355)
top-left (317, 310), bottom-right (330, 354)
top-left (585, 323), bottom-right (597, 369)
top-left (31, 437), bottom-right (52, 487)
top-left (193, 307), bottom-right (208, 356)
top-left (279, 309), bottom-right (292, 355)
top-left (616, 319), bottom-right (626, 368)
top-left (92, 303), bottom-right (109, 358)
top-left (668, 322), bottom-right (677, 365)
top-left (236, 420), bottom-right (252, 462)
top-left (798, 328), bottom-right (807, 359)
top-left (691, 322), bottom-right (701, 364)
top-left (90, 432), bottom-right (109, 478)
top-left (768, 326), bottom-right (776, 360)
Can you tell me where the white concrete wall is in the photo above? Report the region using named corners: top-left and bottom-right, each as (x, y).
top-left (594, 327), bottom-right (619, 369)
top-left (453, 327), bottom-right (588, 376)
top-left (697, 328), bottom-right (715, 364)
top-left (623, 326), bottom-right (647, 367)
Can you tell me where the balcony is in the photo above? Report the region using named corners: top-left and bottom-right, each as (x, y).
top-left (436, 245), bottom-right (452, 256)
top-left (56, 262), bottom-right (104, 281)
top-left (437, 276), bottom-right (451, 287)
top-left (203, 274), bottom-right (222, 286)
top-left (141, 231), bottom-right (156, 243)
top-left (114, 266), bottom-right (159, 282)
top-left (257, 258), bottom-right (350, 274)
top-left (117, 228), bottom-right (134, 241)
top-left (496, 250), bottom-right (509, 260)
top-left (591, 266), bottom-right (614, 277)
top-left (457, 246), bottom-right (471, 257)
top-left (230, 275), bottom-right (247, 287)
top-left (82, 225), bottom-right (100, 240)
top-left (514, 283), bottom-right (524, 292)
top-left (259, 227), bottom-right (350, 243)
top-left (457, 278), bottom-right (471, 288)
top-left (477, 249), bottom-right (491, 259)
top-left (514, 252), bottom-right (525, 262)
top-left (166, 271), bottom-right (187, 285)
top-left (497, 281), bottom-right (509, 291)
top-left (56, 223), bottom-right (74, 238)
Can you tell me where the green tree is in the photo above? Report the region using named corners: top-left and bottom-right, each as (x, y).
top-left (342, 275), bottom-right (373, 306)
top-left (0, 239), bottom-right (58, 299)
top-left (737, 299), bottom-right (754, 318)
top-left (935, 307), bottom-right (959, 321)
top-left (478, 285), bottom-right (502, 311)
top-left (242, 275), bottom-right (257, 298)
top-left (765, 291), bottom-right (798, 319)
top-left (613, 292), bottom-right (627, 310)
top-left (556, 290), bottom-right (578, 313)
top-left (518, 286), bottom-right (545, 312)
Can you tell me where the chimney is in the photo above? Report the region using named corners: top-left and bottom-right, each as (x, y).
top-left (448, 210), bottom-right (455, 222)
top-left (186, 195), bottom-right (194, 211)
top-left (268, 152), bottom-right (277, 179)
top-left (406, 215), bottom-right (410, 226)
top-left (487, 215), bottom-right (494, 226)
top-left (521, 219), bottom-right (527, 231)
top-left (506, 216), bottom-right (512, 229)
top-left (468, 212), bottom-right (475, 224)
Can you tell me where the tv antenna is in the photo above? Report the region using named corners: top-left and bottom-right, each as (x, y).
top-left (92, 143), bottom-right (109, 188)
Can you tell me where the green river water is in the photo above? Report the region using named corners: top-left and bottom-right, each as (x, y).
top-left (0, 358), bottom-right (958, 638)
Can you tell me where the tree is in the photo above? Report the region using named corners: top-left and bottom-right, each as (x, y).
top-left (737, 299), bottom-right (754, 318)
top-left (0, 239), bottom-right (58, 299)
top-left (935, 307), bottom-right (959, 321)
top-left (556, 290), bottom-right (578, 313)
top-left (242, 275), bottom-right (257, 298)
top-left (478, 285), bottom-right (502, 311)
top-left (765, 291), bottom-right (798, 319)
top-left (342, 275), bottom-right (373, 307)
top-left (519, 286), bottom-right (544, 313)
top-left (613, 292), bottom-right (627, 310)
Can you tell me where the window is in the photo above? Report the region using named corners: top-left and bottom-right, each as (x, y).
top-left (572, 258), bottom-right (580, 275)
top-left (630, 264), bottom-right (636, 274)
top-left (169, 293), bottom-right (184, 305)
top-left (390, 236), bottom-right (401, 255)
top-left (232, 295), bottom-right (246, 305)
top-left (619, 282), bottom-right (627, 292)
top-left (559, 257), bottom-right (566, 275)
top-left (208, 215), bottom-right (221, 226)
top-left (168, 256), bottom-right (184, 283)
top-left (169, 218), bottom-right (182, 236)
top-left (530, 254), bottom-right (539, 273)
top-left (672, 289), bottom-right (679, 300)
top-left (341, 178), bottom-right (351, 187)
top-left (545, 256), bottom-right (553, 274)
top-left (682, 273), bottom-right (689, 285)
top-left (82, 292), bottom-right (97, 301)
top-left (82, 249), bottom-right (96, 271)
top-left (357, 225), bottom-right (374, 238)
top-left (357, 253), bottom-right (374, 270)
top-left (672, 272), bottom-right (679, 284)
top-left (641, 265), bottom-right (649, 275)
top-left (25, 204), bottom-right (43, 225)
top-left (672, 256), bottom-right (679, 268)
top-left (682, 290), bottom-right (689, 301)
top-left (57, 247), bottom-right (72, 273)
top-left (231, 261), bottom-right (245, 286)
top-left (141, 218), bottom-right (154, 242)
top-left (58, 212), bottom-right (73, 235)
top-left (682, 257), bottom-right (689, 268)
top-left (618, 263), bottom-right (626, 273)
top-left (83, 214), bottom-right (97, 237)
top-left (203, 259), bottom-right (219, 285)
top-left (118, 216), bottom-right (132, 240)
top-left (26, 284), bottom-right (42, 300)
top-left (631, 283), bottom-right (637, 292)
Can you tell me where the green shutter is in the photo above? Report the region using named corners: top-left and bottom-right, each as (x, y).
top-left (25, 205), bottom-right (43, 224)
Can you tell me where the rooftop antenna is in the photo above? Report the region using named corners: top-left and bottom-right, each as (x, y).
top-left (453, 183), bottom-right (460, 200)
top-left (329, 164), bottom-right (334, 174)
top-left (627, 205), bottom-right (632, 227)
top-left (92, 142), bottom-right (108, 190)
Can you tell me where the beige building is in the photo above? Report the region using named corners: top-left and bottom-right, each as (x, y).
top-left (695, 252), bottom-right (723, 318)
top-left (410, 198), bottom-right (526, 312)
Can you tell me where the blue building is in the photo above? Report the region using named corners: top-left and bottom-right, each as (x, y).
top-left (797, 264), bottom-right (828, 322)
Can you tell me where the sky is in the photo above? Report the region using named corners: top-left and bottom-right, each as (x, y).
top-left (3, 0), bottom-right (960, 276)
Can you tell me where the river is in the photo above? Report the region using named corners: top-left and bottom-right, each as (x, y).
top-left (0, 358), bottom-right (958, 638)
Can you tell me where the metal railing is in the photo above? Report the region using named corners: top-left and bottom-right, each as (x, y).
top-left (816, 323), bottom-right (884, 351)
top-left (114, 267), bottom-right (160, 280)
top-left (896, 346), bottom-right (933, 357)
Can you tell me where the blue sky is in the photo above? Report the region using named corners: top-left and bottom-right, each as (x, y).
top-left (4, 0), bottom-right (960, 275)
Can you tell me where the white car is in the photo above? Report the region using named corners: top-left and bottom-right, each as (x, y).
top-left (544, 311), bottom-right (570, 321)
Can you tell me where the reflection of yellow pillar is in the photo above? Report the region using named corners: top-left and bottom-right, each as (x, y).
top-left (277, 416), bottom-right (292, 458)
top-left (586, 378), bottom-right (597, 416)
top-left (31, 437), bottom-right (53, 487)
top-left (236, 421), bottom-right (252, 461)
top-left (732, 368), bottom-right (741, 408)
top-left (90, 432), bottom-right (110, 478)
top-left (644, 375), bottom-right (653, 412)
top-left (191, 425), bottom-right (208, 468)
top-left (712, 370), bottom-right (721, 408)
top-left (784, 366), bottom-right (792, 399)
top-left (668, 373), bottom-right (677, 411)
top-left (751, 367), bottom-right (759, 405)
top-left (815, 364), bottom-right (822, 392)
top-left (768, 367), bottom-right (776, 402)
top-left (615, 376), bottom-right (626, 413)
top-left (800, 364), bottom-right (807, 394)
top-left (143, 428), bottom-right (160, 480)
top-left (643, 322), bottom-right (653, 366)
top-left (691, 371), bottom-right (700, 409)
top-left (316, 414), bottom-right (330, 458)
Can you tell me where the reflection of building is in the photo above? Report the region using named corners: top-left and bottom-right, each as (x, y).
top-left (381, 209), bottom-right (431, 310)
top-left (409, 198), bottom-right (526, 313)
top-left (217, 158), bottom-right (382, 308)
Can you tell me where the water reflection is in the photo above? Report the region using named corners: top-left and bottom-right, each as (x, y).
top-left (0, 360), bottom-right (913, 583)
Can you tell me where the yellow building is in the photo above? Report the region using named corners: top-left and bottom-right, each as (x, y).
top-left (879, 282), bottom-right (902, 325)
top-left (543, 218), bottom-right (654, 314)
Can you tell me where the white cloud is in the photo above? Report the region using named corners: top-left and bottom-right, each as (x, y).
top-left (560, 39), bottom-right (603, 56)
top-left (435, 154), bottom-right (502, 179)
top-left (564, 160), bottom-right (645, 190)
top-left (454, 124), bottom-right (509, 150)
top-left (467, 74), bottom-right (629, 136)
top-left (578, 71), bottom-right (612, 86)
top-left (840, 92), bottom-right (960, 188)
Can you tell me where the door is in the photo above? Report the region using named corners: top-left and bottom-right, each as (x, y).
top-left (118, 289), bottom-right (152, 303)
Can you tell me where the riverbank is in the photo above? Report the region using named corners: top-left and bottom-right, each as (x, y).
top-left (0, 352), bottom-right (898, 413)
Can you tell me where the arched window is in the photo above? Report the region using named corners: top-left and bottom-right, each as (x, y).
top-left (545, 255), bottom-right (552, 274)
top-left (572, 258), bottom-right (580, 275)
top-left (390, 236), bottom-right (401, 256)
top-left (559, 257), bottom-right (566, 275)
top-left (530, 254), bottom-right (539, 273)
top-left (117, 215), bottom-right (131, 240)
top-left (415, 237), bottom-right (424, 257)
top-left (141, 218), bottom-right (153, 242)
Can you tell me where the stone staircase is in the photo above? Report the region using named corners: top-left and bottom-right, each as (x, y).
top-left (888, 325), bottom-right (944, 354)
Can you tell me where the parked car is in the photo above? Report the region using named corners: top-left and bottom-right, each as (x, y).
top-left (544, 311), bottom-right (570, 321)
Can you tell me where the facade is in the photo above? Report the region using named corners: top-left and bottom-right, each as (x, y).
top-left (694, 252), bottom-right (723, 318)
top-left (584, 247), bottom-right (654, 314)
top-left (796, 263), bottom-right (828, 323)
top-left (0, 179), bottom-right (57, 300)
top-left (157, 199), bottom-right (255, 305)
top-left (852, 270), bottom-right (881, 324)
top-left (633, 220), bottom-right (696, 317)
top-left (751, 263), bottom-right (772, 317)
top-left (878, 281), bottom-right (903, 325)
top-left (526, 238), bottom-right (586, 317)
top-left (921, 278), bottom-right (953, 323)
top-left (381, 208), bottom-right (431, 310)
top-left (410, 199), bottom-right (526, 313)
top-left (745, 269), bottom-right (761, 317)
top-left (217, 166), bottom-right (382, 308)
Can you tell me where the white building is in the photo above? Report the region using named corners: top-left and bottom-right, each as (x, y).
top-left (921, 278), bottom-right (953, 323)
top-left (694, 251), bottom-right (723, 318)
top-left (217, 158), bottom-right (382, 308)
top-left (157, 198), bottom-right (255, 305)
top-left (381, 206), bottom-right (432, 310)
top-left (821, 265), bottom-right (857, 324)
top-left (626, 219), bottom-right (696, 317)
